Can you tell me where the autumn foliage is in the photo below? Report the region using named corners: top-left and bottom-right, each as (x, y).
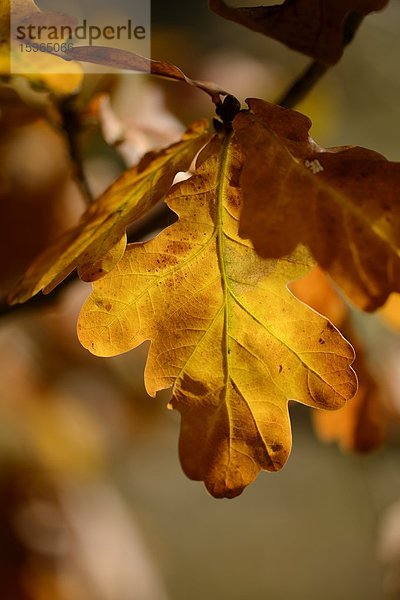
top-left (3, 0), bottom-right (398, 499)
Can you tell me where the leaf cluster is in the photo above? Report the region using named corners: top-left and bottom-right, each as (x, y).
top-left (4, 0), bottom-right (398, 497)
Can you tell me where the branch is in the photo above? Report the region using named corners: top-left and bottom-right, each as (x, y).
top-left (58, 95), bottom-right (94, 204)
top-left (277, 12), bottom-right (365, 109)
top-left (277, 61), bottom-right (328, 109)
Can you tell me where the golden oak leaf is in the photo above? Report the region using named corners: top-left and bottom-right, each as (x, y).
top-left (292, 267), bottom-right (386, 452)
top-left (9, 120), bottom-right (210, 304)
top-left (234, 98), bottom-right (400, 311)
top-left (77, 134), bottom-right (356, 498)
top-left (209, 0), bottom-right (388, 65)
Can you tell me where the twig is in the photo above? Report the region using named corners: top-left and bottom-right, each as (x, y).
top-left (277, 61), bottom-right (328, 109)
top-left (277, 12), bottom-right (365, 110)
top-left (59, 95), bottom-right (94, 204)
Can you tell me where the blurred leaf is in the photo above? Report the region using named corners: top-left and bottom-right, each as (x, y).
top-left (290, 266), bottom-right (347, 325)
top-left (209, 0), bottom-right (389, 64)
top-left (9, 120), bottom-right (211, 303)
top-left (293, 267), bottom-right (387, 453)
top-left (0, 117), bottom-right (77, 297)
top-left (77, 135), bottom-right (356, 498)
top-left (313, 345), bottom-right (386, 453)
top-left (379, 293), bottom-right (400, 331)
top-left (0, 0), bottom-right (83, 95)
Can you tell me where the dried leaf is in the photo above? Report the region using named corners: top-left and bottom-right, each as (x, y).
top-left (77, 134), bottom-right (356, 498)
top-left (235, 98), bottom-right (400, 311)
top-left (209, 0), bottom-right (389, 64)
top-left (9, 120), bottom-right (211, 304)
top-left (64, 46), bottom-right (227, 102)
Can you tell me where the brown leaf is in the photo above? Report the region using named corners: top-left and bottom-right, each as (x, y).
top-left (234, 98), bottom-right (400, 311)
top-left (209, 0), bottom-right (389, 64)
top-left (64, 46), bottom-right (227, 103)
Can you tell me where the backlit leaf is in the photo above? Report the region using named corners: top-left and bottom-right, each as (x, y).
top-left (9, 120), bottom-right (211, 304)
top-left (312, 348), bottom-right (386, 453)
top-left (235, 98), bottom-right (400, 311)
top-left (77, 134), bottom-right (356, 498)
top-left (292, 267), bottom-right (386, 452)
top-left (209, 0), bottom-right (389, 64)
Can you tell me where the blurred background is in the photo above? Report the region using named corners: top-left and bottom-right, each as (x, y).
top-left (1, 0), bottom-right (400, 598)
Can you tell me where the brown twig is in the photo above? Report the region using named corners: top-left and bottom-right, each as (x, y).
top-left (277, 12), bottom-right (365, 110)
top-left (277, 61), bottom-right (328, 109)
top-left (59, 95), bottom-right (94, 204)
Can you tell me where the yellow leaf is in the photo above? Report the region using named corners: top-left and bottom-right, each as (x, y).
top-left (77, 134), bottom-right (356, 498)
top-left (9, 120), bottom-right (211, 304)
top-left (11, 49), bottom-right (83, 95)
top-left (312, 352), bottom-right (386, 453)
top-left (235, 98), bottom-right (400, 311)
top-left (0, 0), bottom-right (82, 94)
top-left (292, 268), bottom-right (387, 453)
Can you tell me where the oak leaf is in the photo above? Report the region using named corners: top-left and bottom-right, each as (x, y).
top-left (234, 98), bottom-right (400, 311)
top-left (77, 134), bottom-right (356, 498)
top-left (312, 348), bottom-right (386, 453)
top-left (9, 120), bottom-right (211, 304)
top-left (209, 0), bottom-right (389, 64)
top-left (292, 267), bottom-right (386, 452)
